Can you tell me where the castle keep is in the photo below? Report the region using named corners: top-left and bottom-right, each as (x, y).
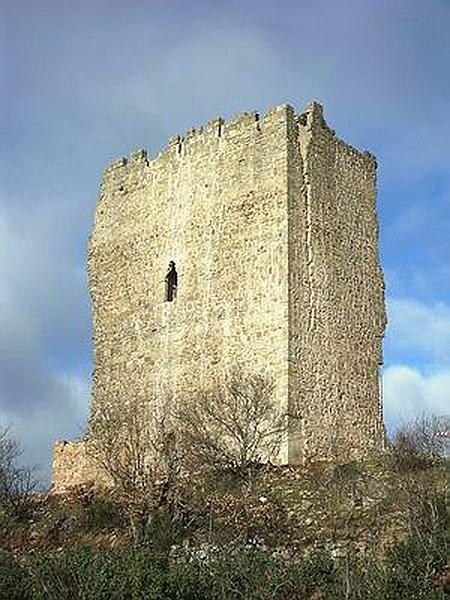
top-left (53, 102), bottom-right (386, 489)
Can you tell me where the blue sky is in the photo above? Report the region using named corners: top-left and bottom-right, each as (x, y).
top-left (1, 0), bottom-right (450, 481)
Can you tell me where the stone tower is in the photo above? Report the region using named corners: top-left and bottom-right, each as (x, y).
top-left (54, 102), bottom-right (386, 488)
top-left (84, 101), bottom-right (386, 466)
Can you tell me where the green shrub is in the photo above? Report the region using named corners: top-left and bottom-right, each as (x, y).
top-left (83, 496), bottom-right (121, 531)
top-left (0, 552), bottom-right (31, 600)
top-left (20, 546), bottom-right (337, 600)
top-left (328, 532), bottom-right (448, 600)
top-left (0, 525), bottom-right (446, 599)
top-left (380, 530), bottom-right (448, 599)
top-left (144, 508), bottom-right (184, 552)
top-left (27, 547), bottom-right (167, 600)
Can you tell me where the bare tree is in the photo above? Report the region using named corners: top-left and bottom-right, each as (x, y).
top-left (176, 368), bottom-right (287, 479)
top-left (389, 413), bottom-right (447, 471)
top-left (0, 426), bottom-right (37, 520)
top-left (87, 392), bottom-right (184, 545)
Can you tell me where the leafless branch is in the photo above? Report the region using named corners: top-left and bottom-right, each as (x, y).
top-left (87, 392), bottom-right (184, 544)
top-left (389, 413), bottom-right (447, 471)
top-left (176, 368), bottom-right (287, 478)
top-left (0, 426), bottom-right (37, 519)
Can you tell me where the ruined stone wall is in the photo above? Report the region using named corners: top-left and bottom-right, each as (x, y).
top-left (88, 105), bottom-right (291, 463)
top-left (287, 103), bottom-right (386, 462)
top-left (52, 441), bottom-right (110, 493)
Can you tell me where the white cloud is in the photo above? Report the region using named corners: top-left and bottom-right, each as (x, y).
top-left (386, 297), bottom-right (450, 365)
top-left (383, 364), bottom-right (450, 433)
top-left (383, 297), bottom-right (450, 435)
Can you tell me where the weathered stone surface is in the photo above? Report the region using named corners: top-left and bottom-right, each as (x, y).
top-left (53, 101), bottom-right (386, 491)
top-left (53, 441), bottom-right (93, 491)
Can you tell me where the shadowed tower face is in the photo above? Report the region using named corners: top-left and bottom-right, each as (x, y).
top-left (87, 101), bottom-right (386, 464)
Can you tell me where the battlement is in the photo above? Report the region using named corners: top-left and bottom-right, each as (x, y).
top-left (101, 101), bottom-right (376, 192)
top-left (101, 104), bottom-right (290, 183)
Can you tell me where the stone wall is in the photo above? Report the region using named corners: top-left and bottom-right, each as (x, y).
top-left (88, 104), bottom-right (292, 462)
top-left (53, 101), bottom-right (386, 490)
top-left (52, 440), bottom-right (110, 493)
top-left (287, 103), bottom-right (386, 462)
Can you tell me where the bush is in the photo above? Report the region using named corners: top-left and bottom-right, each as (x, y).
top-left (0, 552), bottom-right (31, 600)
top-left (389, 415), bottom-right (447, 473)
top-left (27, 547), bottom-right (166, 600)
top-left (377, 530), bottom-right (448, 599)
top-left (324, 532), bottom-right (448, 599)
top-left (0, 427), bottom-right (37, 524)
top-left (82, 495), bottom-right (121, 532)
top-left (0, 547), bottom-right (337, 599)
top-left (0, 523), bottom-right (447, 599)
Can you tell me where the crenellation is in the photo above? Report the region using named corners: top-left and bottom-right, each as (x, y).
top-left (224, 110), bottom-right (258, 131)
top-left (166, 134), bottom-right (182, 156)
top-left (129, 148), bottom-right (149, 165)
top-left (101, 157), bottom-right (130, 192)
top-left (185, 126), bottom-right (202, 139)
top-left (262, 102), bottom-right (292, 119)
top-left (108, 156), bottom-right (128, 169)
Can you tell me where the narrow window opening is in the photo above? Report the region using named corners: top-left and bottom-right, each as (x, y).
top-left (218, 118), bottom-right (224, 138)
top-left (165, 261), bottom-right (178, 302)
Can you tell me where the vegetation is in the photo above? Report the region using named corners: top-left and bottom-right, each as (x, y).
top-left (87, 393), bottom-right (184, 545)
top-left (0, 426), bottom-right (37, 526)
top-left (0, 400), bottom-right (448, 598)
top-left (388, 413), bottom-right (448, 472)
top-left (0, 529), bottom-right (448, 599)
top-left (175, 369), bottom-right (288, 479)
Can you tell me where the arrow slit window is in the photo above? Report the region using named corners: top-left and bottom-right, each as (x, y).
top-left (165, 261), bottom-right (178, 302)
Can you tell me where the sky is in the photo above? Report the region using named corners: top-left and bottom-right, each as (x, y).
top-left (1, 0), bottom-right (450, 483)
